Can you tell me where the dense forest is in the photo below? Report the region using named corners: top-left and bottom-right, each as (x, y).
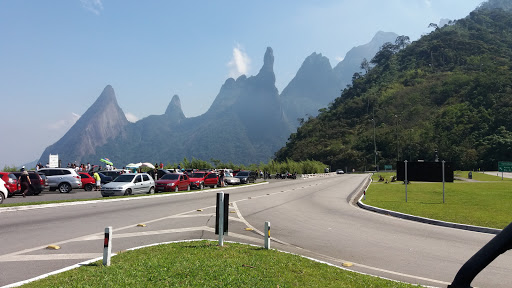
top-left (275, 1), bottom-right (512, 171)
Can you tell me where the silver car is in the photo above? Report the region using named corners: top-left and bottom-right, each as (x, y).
top-left (37, 168), bottom-right (82, 193)
top-left (101, 173), bottom-right (155, 197)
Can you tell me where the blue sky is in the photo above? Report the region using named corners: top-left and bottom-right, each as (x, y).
top-left (0, 0), bottom-right (483, 168)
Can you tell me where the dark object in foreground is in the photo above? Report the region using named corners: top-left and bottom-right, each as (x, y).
top-left (448, 222), bottom-right (512, 288)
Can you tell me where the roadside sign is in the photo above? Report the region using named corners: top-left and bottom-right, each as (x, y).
top-left (49, 154), bottom-right (59, 168)
top-left (498, 161), bottom-right (512, 172)
top-left (384, 165), bottom-right (392, 170)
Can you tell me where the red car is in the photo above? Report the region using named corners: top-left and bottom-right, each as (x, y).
top-left (155, 173), bottom-right (190, 192)
top-left (0, 172), bottom-right (19, 197)
top-left (189, 171), bottom-right (219, 189)
top-left (78, 172), bottom-right (96, 191)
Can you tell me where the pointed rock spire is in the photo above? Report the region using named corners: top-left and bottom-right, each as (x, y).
top-left (164, 94), bottom-right (186, 122)
top-left (256, 47), bottom-right (276, 84)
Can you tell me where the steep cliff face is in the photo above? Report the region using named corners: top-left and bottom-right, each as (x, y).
top-left (333, 31), bottom-right (399, 88)
top-left (38, 85), bottom-right (129, 164)
top-left (280, 52), bottom-right (338, 125)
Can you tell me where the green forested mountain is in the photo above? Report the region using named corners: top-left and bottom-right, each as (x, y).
top-left (275, 3), bottom-right (512, 171)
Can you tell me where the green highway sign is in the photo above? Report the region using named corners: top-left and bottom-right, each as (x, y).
top-left (498, 161), bottom-right (512, 172)
top-left (384, 165), bottom-right (393, 170)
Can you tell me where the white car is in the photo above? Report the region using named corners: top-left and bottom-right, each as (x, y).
top-left (101, 173), bottom-right (155, 197)
top-left (336, 169), bottom-right (345, 174)
top-left (0, 178), bottom-right (8, 204)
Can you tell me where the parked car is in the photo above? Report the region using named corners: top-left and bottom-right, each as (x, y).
top-left (98, 170), bottom-right (122, 180)
top-left (101, 173), bottom-right (155, 197)
top-left (147, 169), bottom-right (172, 181)
top-left (10, 171), bottom-right (47, 195)
top-left (78, 172), bottom-right (96, 191)
top-left (189, 171), bottom-right (219, 189)
top-left (155, 173), bottom-right (190, 192)
top-left (336, 169), bottom-right (345, 174)
top-left (223, 171), bottom-right (240, 185)
top-left (37, 168), bottom-right (82, 193)
top-left (235, 171), bottom-right (257, 184)
top-left (0, 178), bottom-right (7, 204)
top-left (0, 172), bottom-right (19, 197)
top-left (97, 172), bottom-right (113, 184)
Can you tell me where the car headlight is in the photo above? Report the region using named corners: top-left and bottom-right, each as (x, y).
top-left (194, 181), bottom-right (200, 184)
top-left (167, 183), bottom-right (175, 186)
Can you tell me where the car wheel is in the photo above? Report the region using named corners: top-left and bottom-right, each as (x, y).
top-left (84, 184), bottom-right (93, 191)
top-left (7, 192), bottom-right (14, 198)
top-left (187, 185), bottom-right (190, 191)
top-left (58, 183), bottom-right (71, 193)
top-left (199, 183), bottom-right (204, 190)
top-left (124, 188), bottom-right (132, 196)
top-left (174, 186), bottom-right (179, 192)
top-left (0, 192), bottom-right (4, 204)
top-left (148, 187), bottom-right (155, 194)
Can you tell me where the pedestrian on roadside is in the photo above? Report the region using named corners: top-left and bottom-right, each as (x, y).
top-left (219, 169), bottom-right (225, 187)
top-left (93, 171), bottom-right (101, 191)
top-left (18, 168), bottom-right (31, 198)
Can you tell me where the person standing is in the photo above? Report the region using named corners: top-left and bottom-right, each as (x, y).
top-left (18, 169), bottom-right (31, 198)
top-left (93, 171), bottom-right (101, 191)
top-left (219, 169), bottom-right (225, 187)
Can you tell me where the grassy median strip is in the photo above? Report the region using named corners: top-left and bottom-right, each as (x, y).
top-left (364, 177), bottom-right (512, 229)
top-left (21, 241), bottom-right (421, 288)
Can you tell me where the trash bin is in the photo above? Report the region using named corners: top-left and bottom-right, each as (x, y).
top-left (468, 171), bottom-right (473, 179)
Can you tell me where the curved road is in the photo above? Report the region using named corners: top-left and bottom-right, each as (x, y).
top-left (1, 174), bottom-right (510, 287)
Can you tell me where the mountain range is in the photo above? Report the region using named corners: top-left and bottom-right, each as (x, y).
top-left (38, 31), bottom-right (398, 167)
top-left (275, 0), bottom-right (512, 171)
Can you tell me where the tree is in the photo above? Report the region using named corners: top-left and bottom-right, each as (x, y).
top-left (360, 58), bottom-right (371, 74)
top-left (395, 35), bottom-right (411, 50)
top-left (370, 42), bottom-right (398, 66)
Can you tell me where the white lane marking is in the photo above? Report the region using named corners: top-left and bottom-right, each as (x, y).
top-left (0, 254), bottom-right (102, 262)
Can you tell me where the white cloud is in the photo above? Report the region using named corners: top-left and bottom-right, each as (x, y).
top-left (48, 113), bottom-right (81, 130)
top-left (80, 0), bottom-right (103, 15)
top-left (125, 112), bottom-right (138, 123)
top-left (335, 56), bottom-right (345, 63)
top-left (227, 44), bottom-right (251, 78)
top-left (425, 0), bottom-right (432, 8)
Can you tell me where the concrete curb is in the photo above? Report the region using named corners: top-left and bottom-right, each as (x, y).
top-left (356, 180), bottom-right (502, 235)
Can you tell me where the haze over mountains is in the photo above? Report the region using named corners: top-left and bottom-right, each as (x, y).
top-left (38, 31), bottom-right (398, 167)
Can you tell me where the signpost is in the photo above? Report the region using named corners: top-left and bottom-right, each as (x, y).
top-left (49, 154), bottom-right (59, 168)
top-left (498, 161), bottom-right (512, 180)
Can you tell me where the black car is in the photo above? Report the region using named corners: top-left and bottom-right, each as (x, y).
top-left (234, 171), bottom-right (257, 184)
top-left (10, 171), bottom-right (47, 195)
top-left (98, 172), bottom-right (113, 184)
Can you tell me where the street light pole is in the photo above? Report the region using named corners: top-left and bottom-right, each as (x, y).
top-left (395, 114), bottom-right (399, 162)
top-left (372, 117), bottom-right (377, 171)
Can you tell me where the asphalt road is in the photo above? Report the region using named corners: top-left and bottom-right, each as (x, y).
top-left (1, 174), bottom-right (510, 287)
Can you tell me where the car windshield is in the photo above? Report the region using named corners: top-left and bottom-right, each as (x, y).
top-left (161, 174), bottom-right (179, 180)
top-left (113, 175), bottom-right (135, 182)
top-left (237, 172), bottom-right (249, 176)
top-left (190, 173), bottom-right (206, 178)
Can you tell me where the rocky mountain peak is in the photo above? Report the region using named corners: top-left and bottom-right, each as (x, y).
top-left (165, 95), bottom-right (184, 115)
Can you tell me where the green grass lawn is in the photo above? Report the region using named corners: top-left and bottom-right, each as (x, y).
top-left (454, 170), bottom-right (512, 181)
top-left (21, 241), bottom-right (421, 288)
top-left (364, 181), bottom-right (512, 229)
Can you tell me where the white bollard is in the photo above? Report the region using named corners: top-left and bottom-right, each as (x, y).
top-left (103, 226), bottom-right (112, 266)
top-left (264, 221), bottom-right (271, 249)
